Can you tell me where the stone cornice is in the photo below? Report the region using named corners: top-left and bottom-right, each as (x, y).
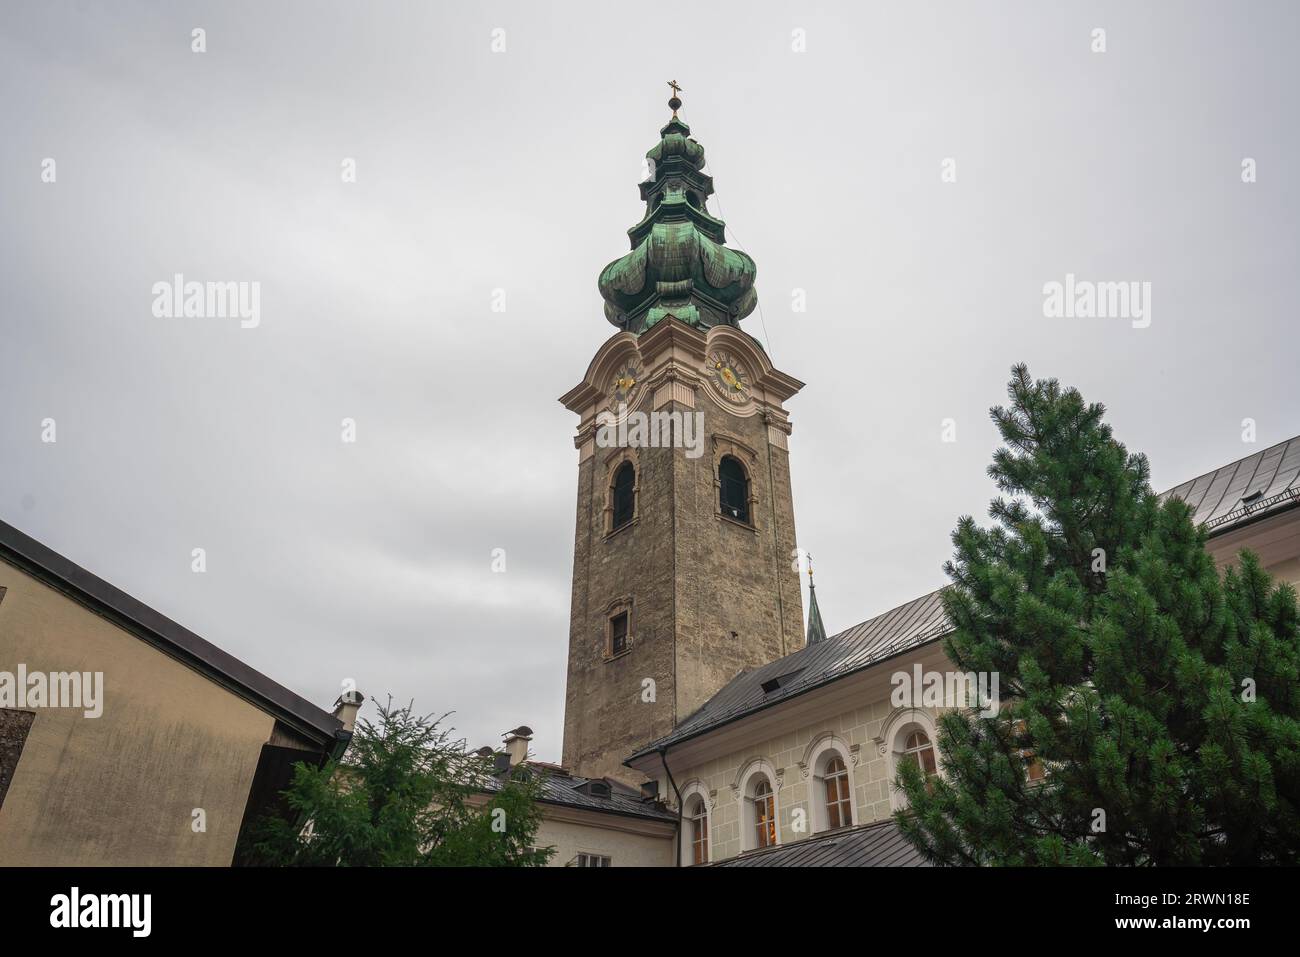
top-left (560, 319), bottom-right (804, 440)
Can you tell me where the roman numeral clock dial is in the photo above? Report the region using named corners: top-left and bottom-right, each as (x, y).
top-left (707, 350), bottom-right (750, 405)
top-left (609, 362), bottom-right (640, 408)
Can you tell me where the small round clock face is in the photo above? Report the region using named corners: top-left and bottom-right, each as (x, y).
top-left (609, 362), bottom-right (640, 408)
top-left (708, 350), bottom-right (750, 404)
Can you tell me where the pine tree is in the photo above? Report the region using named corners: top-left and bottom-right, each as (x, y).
top-left (239, 698), bottom-right (553, 866)
top-left (896, 365), bottom-right (1300, 865)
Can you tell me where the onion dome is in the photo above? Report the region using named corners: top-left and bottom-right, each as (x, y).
top-left (598, 89), bottom-right (757, 334)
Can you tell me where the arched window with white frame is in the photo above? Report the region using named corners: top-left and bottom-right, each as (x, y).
top-left (804, 734), bottom-right (858, 833)
top-left (881, 709), bottom-right (940, 811)
top-left (678, 782), bottom-right (712, 866)
top-left (686, 795), bottom-right (709, 865)
top-left (823, 756), bottom-right (852, 829)
top-left (751, 779), bottom-right (776, 849)
top-left (901, 729), bottom-right (937, 778)
top-left (736, 759), bottom-right (780, 851)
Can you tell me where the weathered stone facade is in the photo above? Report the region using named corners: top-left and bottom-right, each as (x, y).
top-left (560, 320), bottom-right (805, 782)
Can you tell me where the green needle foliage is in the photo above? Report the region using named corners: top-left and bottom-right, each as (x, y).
top-left (239, 698), bottom-right (553, 866)
top-left (896, 365), bottom-right (1300, 865)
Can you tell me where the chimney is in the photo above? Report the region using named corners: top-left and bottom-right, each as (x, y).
top-left (502, 725), bottom-right (533, 767)
top-left (332, 690), bottom-right (363, 732)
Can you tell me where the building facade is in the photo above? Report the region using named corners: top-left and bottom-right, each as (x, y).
top-left (0, 519), bottom-right (354, 866)
top-left (560, 106), bottom-right (805, 784)
top-left (548, 98), bottom-right (1300, 867)
top-left (615, 437), bottom-right (1300, 866)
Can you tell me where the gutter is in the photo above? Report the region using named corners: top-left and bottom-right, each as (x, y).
top-left (1203, 497), bottom-right (1300, 540)
top-left (658, 747), bottom-right (684, 868)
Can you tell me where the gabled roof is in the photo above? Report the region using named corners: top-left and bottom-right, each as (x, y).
top-left (629, 433), bottom-right (1300, 762)
top-left (0, 518), bottom-right (345, 747)
top-left (713, 819), bottom-right (929, 867)
top-left (480, 762), bottom-right (677, 824)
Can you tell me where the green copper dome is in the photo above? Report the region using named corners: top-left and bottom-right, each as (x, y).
top-left (598, 113), bottom-right (757, 334)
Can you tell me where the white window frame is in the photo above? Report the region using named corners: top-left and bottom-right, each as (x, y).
top-left (679, 780), bottom-right (712, 866)
top-left (736, 758), bottom-right (781, 851)
top-left (802, 733), bottom-right (858, 833)
top-left (880, 708), bottom-right (940, 811)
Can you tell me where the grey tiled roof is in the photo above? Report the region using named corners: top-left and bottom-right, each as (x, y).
top-left (713, 820), bottom-right (929, 867)
top-left (481, 762), bottom-right (678, 823)
top-left (628, 434), bottom-right (1300, 762)
top-left (1158, 435), bottom-right (1300, 534)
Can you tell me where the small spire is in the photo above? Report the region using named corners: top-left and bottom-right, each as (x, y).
top-left (806, 554), bottom-right (827, 645)
top-left (667, 79), bottom-right (683, 117)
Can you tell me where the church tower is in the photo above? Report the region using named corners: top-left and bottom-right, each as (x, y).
top-left (559, 90), bottom-right (806, 783)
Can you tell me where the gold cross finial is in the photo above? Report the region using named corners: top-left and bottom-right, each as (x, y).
top-left (667, 80), bottom-right (683, 116)
top-left (668, 79), bottom-right (683, 96)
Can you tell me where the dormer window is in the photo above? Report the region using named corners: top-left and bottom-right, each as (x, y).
top-left (578, 779), bottom-right (613, 799)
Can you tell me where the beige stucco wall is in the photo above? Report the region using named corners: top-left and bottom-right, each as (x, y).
top-left (0, 561), bottom-right (276, 866)
top-left (532, 808), bottom-right (674, 867)
top-left (1206, 509), bottom-right (1300, 589)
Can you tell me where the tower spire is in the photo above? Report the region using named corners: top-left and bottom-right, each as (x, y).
top-left (597, 87), bottom-right (757, 335)
top-left (806, 554), bottom-right (828, 645)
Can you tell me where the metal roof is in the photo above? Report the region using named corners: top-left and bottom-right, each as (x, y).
top-left (629, 434), bottom-right (1300, 762)
top-left (713, 820), bottom-right (929, 867)
top-left (629, 587), bottom-right (950, 761)
top-left (480, 762), bottom-right (678, 824)
top-left (1158, 435), bottom-right (1300, 534)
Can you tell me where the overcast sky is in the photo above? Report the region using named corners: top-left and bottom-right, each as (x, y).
top-left (3, 1), bottom-right (1298, 763)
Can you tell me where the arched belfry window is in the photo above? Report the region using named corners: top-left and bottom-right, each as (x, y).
top-left (611, 461), bottom-right (635, 531)
top-left (718, 455), bottom-right (750, 525)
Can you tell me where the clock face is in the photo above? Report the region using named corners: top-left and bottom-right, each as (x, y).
top-left (609, 361), bottom-right (640, 408)
top-left (708, 350), bottom-right (750, 404)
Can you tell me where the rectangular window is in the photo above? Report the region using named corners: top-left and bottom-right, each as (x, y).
top-left (609, 612), bottom-right (628, 656)
top-left (574, 853), bottom-right (611, 867)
